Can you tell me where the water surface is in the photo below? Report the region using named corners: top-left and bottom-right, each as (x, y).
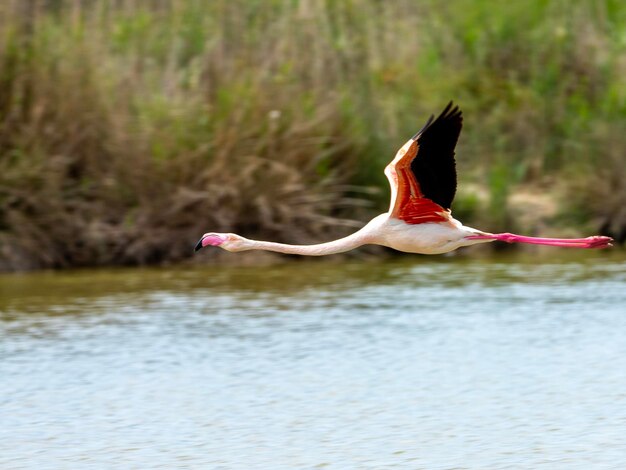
top-left (1, 252), bottom-right (625, 469)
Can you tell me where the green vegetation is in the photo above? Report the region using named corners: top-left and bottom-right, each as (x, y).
top-left (0, 0), bottom-right (624, 270)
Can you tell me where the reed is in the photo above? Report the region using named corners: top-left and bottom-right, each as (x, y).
top-left (0, 0), bottom-right (624, 270)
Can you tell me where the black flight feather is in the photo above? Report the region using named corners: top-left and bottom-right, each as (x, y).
top-left (410, 102), bottom-right (462, 210)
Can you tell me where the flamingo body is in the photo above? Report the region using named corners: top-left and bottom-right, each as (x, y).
top-left (363, 214), bottom-right (490, 255)
top-left (195, 103), bottom-right (612, 255)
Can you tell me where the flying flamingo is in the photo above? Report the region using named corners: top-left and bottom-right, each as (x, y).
top-left (195, 102), bottom-right (612, 256)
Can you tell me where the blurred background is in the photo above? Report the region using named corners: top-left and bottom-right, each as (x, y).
top-left (0, 0), bottom-right (625, 270)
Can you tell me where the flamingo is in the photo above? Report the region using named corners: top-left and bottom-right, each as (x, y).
top-left (195, 102), bottom-right (612, 256)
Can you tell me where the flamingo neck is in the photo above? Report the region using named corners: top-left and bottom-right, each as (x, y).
top-left (243, 230), bottom-right (370, 256)
top-left (467, 233), bottom-right (612, 249)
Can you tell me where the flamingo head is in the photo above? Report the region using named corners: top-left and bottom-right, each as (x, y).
top-left (194, 233), bottom-right (248, 252)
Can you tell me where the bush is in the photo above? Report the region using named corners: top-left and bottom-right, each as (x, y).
top-left (0, 0), bottom-right (624, 269)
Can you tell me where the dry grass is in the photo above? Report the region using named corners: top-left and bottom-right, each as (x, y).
top-left (0, 0), bottom-right (624, 270)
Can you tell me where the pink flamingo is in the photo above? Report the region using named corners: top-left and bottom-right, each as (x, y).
top-left (195, 103), bottom-right (612, 256)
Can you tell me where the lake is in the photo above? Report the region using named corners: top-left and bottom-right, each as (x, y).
top-left (1, 251), bottom-right (625, 469)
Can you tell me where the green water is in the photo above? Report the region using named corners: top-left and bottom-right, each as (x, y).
top-left (1, 251), bottom-right (625, 469)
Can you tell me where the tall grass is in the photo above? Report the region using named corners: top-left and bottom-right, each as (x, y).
top-left (0, 0), bottom-right (624, 270)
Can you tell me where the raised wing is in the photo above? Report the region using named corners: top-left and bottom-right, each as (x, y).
top-left (384, 102), bottom-right (462, 224)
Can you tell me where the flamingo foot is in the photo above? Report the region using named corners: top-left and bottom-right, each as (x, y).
top-left (467, 233), bottom-right (613, 249)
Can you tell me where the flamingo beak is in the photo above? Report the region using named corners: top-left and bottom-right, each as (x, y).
top-left (194, 234), bottom-right (226, 252)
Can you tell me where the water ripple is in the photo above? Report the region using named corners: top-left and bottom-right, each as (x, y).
top-left (1, 254), bottom-right (625, 469)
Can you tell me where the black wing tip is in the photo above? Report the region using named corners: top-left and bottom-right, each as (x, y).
top-left (411, 114), bottom-right (434, 140)
top-left (439, 101), bottom-right (463, 121)
top-left (411, 101), bottom-right (462, 141)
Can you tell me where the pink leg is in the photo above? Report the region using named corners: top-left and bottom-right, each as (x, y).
top-left (467, 233), bottom-right (613, 249)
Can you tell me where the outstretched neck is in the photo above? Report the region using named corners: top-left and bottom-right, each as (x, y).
top-left (242, 229), bottom-right (370, 256)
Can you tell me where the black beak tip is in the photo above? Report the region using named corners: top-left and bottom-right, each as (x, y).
top-left (194, 237), bottom-right (204, 252)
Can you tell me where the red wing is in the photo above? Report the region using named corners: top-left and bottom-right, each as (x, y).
top-left (384, 138), bottom-right (450, 224)
top-left (385, 102), bottom-right (462, 224)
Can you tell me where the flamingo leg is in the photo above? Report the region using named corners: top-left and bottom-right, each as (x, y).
top-left (467, 233), bottom-right (613, 249)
